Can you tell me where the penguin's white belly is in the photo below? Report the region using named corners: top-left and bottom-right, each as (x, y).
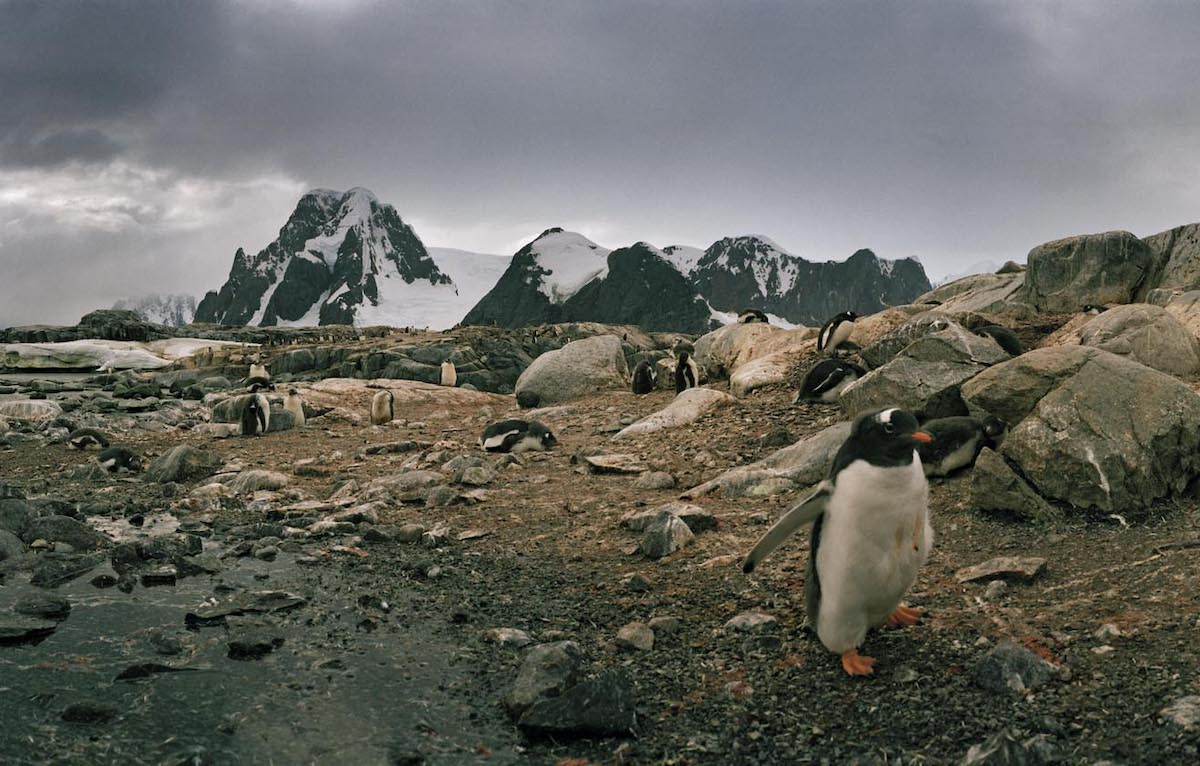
top-left (927, 435), bottom-right (979, 477)
top-left (825, 321), bottom-right (854, 350)
top-left (815, 457), bottom-right (932, 654)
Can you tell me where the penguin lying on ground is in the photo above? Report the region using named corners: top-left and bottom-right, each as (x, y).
top-left (68, 428), bottom-right (111, 450)
top-left (794, 360), bottom-right (866, 404)
top-left (743, 407), bottom-right (934, 676)
top-left (1082, 304), bottom-right (1108, 316)
top-left (284, 389), bottom-right (306, 427)
top-left (479, 419), bottom-right (557, 453)
top-left (631, 360), bottom-right (657, 395)
top-left (97, 446), bottom-right (143, 473)
top-left (370, 390), bottom-right (395, 425)
top-left (246, 377), bottom-right (274, 392)
top-left (674, 351), bottom-right (699, 394)
top-left (973, 324), bottom-right (1024, 356)
top-left (738, 309), bottom-right (769, 324)
top-left (240, 393), bottom-right (269, 437)
top-left (440, 360), bottom-right (457, 387)
top-left (917, 415), bottom-right (1007, 477)
top-left (817, 311), bottom-right (862, 352)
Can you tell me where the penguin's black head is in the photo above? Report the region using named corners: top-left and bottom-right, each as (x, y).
top-left (1081, 304), bottom-right (1107, 314)
top-left (127, 453), bottom-right (144, 472)
top-left (529, 420), bottom-right (557, 449)
top-left (850, 408), bottom-right (932, 464)
top-left (844, 311), bottom-right (863, 321)
top-left (982, 415), bottom-right (1007, 438)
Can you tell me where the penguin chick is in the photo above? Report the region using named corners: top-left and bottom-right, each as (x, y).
top-left (794, 360), bottom-right (866, 404)
top-left (738, 309), bottom-right (769, 324)
top-left (97, 446), bottom-right (143, 473)
top-left (240, 393), bottom-right (269, 437)
top-left (817, 311), bottom-right (863, 352)
top-left (916, 415), bottom-right (1006, 477)
top-left (479, 419), bottom-right (557, 453)
top-left (631, 360), bottom-right (657, 395)
top-left (973, 325), bottom-right (1024, 357)
top-left (674, 351), bottom-right (699, 394)
top-left (440, 360), bottom-right (457, 387)
top-left (283, 389), bottom-right (305, 428)
top-left (743, 407), bottom-right (934, 676)
top-left (68, 428), bottom-right (111, 451)
top-left (370, 390), bottom-right (395, 425)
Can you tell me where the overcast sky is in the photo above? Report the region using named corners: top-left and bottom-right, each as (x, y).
top-left (2, 0), bottom-right (1199, 326)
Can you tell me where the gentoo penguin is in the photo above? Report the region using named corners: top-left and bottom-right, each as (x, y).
top-left (631, 360), bottom-right (657, 395)
top-left (240, 393), bottom-right (269, 437)
top-left (674, 351), bottom-right (699, 394)
top-left (917, 415), bottom-right (1007, 477)
top-left (794, 360), bottom-right (866, 404)
top-left (440, 360), bottom-right (457, 387)
top-left (743, 408), bottom-right (934, 676)
top-left (817, 311), bottom-right (863, 352)
top-left (283, 388), bottom-right (306, 428)
top-left (370, 389), bottom-right (395, 425)
top-left (97, 446), bottom-right (143, 473)
top-left (248, 363), bottom-right (269, 381)
top-left (246, 377), bottom-right (274, 392)
top-left (68, 428), bottom-right (111, 451)
top-left (479, 419), bottom-right (557, 453)
top-left (1081, 304), bottom-right (1108, 316)
top-left (973, 325), bottom-right (1023, 357)
top-left (738, 309), bottom-right (769, 324)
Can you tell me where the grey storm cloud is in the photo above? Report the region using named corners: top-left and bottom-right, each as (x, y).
top-left (2, 0), bottom-right (1199, 326)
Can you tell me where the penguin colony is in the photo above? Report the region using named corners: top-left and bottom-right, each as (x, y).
top-left (744, 408), bottom-right (934, 676)
top-left (479, 419), bottom-right (557, 453)
top-left (631, 360), bottom-right (657, 395)
top-left (440, 360), bottom-right (457, 387)
top-left (817, 310), bottom-right (862, 352)
top-left (240, 393), bottom-right (270, 437)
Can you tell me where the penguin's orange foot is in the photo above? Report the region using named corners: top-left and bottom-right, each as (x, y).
top-left (886, 605), bottom-right (923, 627)
top-left (840, 649), bottom-right (876, 676)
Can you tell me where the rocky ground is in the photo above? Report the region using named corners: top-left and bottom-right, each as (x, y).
top-left (4, 349), bottom-right (1200, 765)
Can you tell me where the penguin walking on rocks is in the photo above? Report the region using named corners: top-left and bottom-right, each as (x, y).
top-left (738, 309), bottom-right (769, 324)
top-left (817, 311), bottom-right (862, 353)
top-left (794, 360), bottom-right (866, 404)
top-left (479, 419), bottom-right (557, 453)
top-left (674, 350), bottom-right (699, 394)
top-left (283, 389), bottom-right (306, 428)
top-left (440, 360), bottom-right (457, 387)
top-left (240, 393), bottom-right (269, 437)
top-left (743, 408), bottom-right (934, 676)
top-left (916, 415), bottom-right (1006, 477)
top-left (631, 360), bottom-right (657, 395)
top-left (68, 428), bottom-right (111, 451)
top-left (97, 446), bottom-right (143, 473)
top-left (973, 325), bottom-right (1023, 357)
top-left (370, 390), bottom-right (395, 425)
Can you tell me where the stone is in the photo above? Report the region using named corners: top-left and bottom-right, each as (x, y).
top-left (860, 314), bottom-right (982, 369)
top-left (724, 612), bottom-right (778, 633)
top-left (972, 641), bottom-right (1056, 696)
top-left (615, 622), bottom-right (654, 651)
top-left (0, 615), bottom-right (57, 644)
top-left (60, 702), bottom-right (119, 724)
top-left (13, 590), bottom-right (71, 620)
top-left (0, 399), bottom-right (63, 423)
top-left (514, 335), bottom-right (629, 406)
top-left (634, 471), bottom-right (676, 490)
top-left (1077, 303), bottom-right (1200, 376)
top-left (685, 421), bottom-right (850, 499)
top-left (517, 670), bottom-right (637, 738)
top-left (362, 470), bottom-right (446, 503)
top-left (1160, 696), bottom-right (1200, 730)
top-left (968, 448), bottom-right (1060, 522)
top-left (647, 616), bottom-right (680, 634)
top-left (0, 529), bottom-right (25, 562)
top-left (20, 515), bottom-right (110, 551)
top-left (583, 454), bottom-right (649, 475)
top-left (0, 498), bottom-right (35, 536)
top-left (142, 565), bottom-right (178, 586)
top-left (395, 523), bottom-right (426, 543)
top-left (505, 640), bottom-right (583, 715)
top-left (31, 552), bottom-right (105, 587)
top-left (458, 466), bottom-right (495, 486)
top-left (984, 581), bottom-right (1009, 601)
top-left (184, 591), bottom-right (306, 627)
top-left (612, 388), bottom-right (737, 438)
top-left (638, 512), bottom-right (694, 559)
top-left (222, 470), bottom-right (291, 493)
top-left (482, 628), bottom-right (534, 647)
top-left (956, 556), bottom-right (1047, 584)
top-left (144, 445), bottom-right (220, 483)
top-left (1018, 230), bottom-right (1154, 312)
top-left (961, 730), bottom-right (1061, 766)
top-left (228, 632), bottom-right (285, 660)
top-left (913, 272), bottom-right (1028, 316)
top-left (1145, 222), bottom-right (1200, 293)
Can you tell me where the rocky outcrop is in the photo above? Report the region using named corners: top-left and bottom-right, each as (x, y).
top-left (913, 273), bottom-right (1027, 316)
top-left (112, 295), bottom-right (197, 328)
top-left (613, 388), bottom-right (736, 439)
top-left (859, 311), bottom-right (988, 369)
top-left (963, 346), bottom-right (1200, 511)
top-left (1018, 231), bottom-right (1154, 312)
top-left (684, 421), bottom-right (851, 498)
top-left (514, 335), bottom-right (628, 407)
top-left (1077, 304), bottom-right (1200, 376)
top-left (1143, 223), bottom-right (1200, 294)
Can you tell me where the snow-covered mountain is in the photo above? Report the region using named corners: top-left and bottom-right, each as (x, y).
top-left (194, 188), bottom-right (509, 329)
top-left (112, 294), bottom-right (196, 327)
top-left (933, 259), bottom-right (1007, 286)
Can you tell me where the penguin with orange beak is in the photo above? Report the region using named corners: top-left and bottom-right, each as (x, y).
top-left (743, 407), bottom-right (934, 676)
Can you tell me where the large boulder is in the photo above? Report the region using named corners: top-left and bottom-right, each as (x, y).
top-left (1143, 222), bottom-right (1200, 294)
top-left (1077, 304), bottom-right (1200, 376)
top-left (0, 400), bottom-right (63, 423)
top-left (913, 272), bottom-right (1028, 315)
top-left (613, 388), bottom-right (736, 439)
top-left (1018, 231), bottom-right (1154, 312)
top-left (962, 346), bottom-right (1200, 511)
top-left (514, 335), bottom-right (628, 407)
top-left (860, 312), bottom-right (989, 369)
top-left (693, 323), bottom-right (814, 379)
top-left (144, 446), bottom-right (220, 484)
top-left (1149, 289), bottom-right (1200, 341)
top-left (839, 325), bottom-right (1008, 419)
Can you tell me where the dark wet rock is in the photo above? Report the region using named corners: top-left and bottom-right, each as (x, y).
top-left (0, 498), bottom-right (36, 536)
top-left (505, 640), bottom-right (583, 715)
top-left (0, 483), bottom-right (26, 500)
top-left (253, 545), bottom-right (279, 561)
top-left (89, 568), bottom-right (119, 588)
top-left (184, 590), bottom-right (306, 627)
top-left (228, 632), bottom-right (285, 660)
top-left (972, 642), bottom-right (1057, 696)
top-left (638, 511), bottom-right (694, 559)
top-left (14, 589), bottom-right (71, 620)
top-left (0, 529), bottom-right (26, 562)
top-left (623, 573), bottom-right (654, 593)
top-left (144, 445), bottom-right (220, 483)
top-left (148, 630), bottom-right (184, 656)
top-left (30, 552), bottom-right (106, 587)
top-left (115, 662), bottom-right (193, 681)
top-left (137, 533), bottom-right (204, 562)
top-left (517, 670), bottom-right (638, 738)
top-left (60, 701), bottom-right (119, 724)
top-left (634, 471), bottom-right (676, 490)
top-left (961, 730), bottom-right (1061, 765)
top-left (0, 615), bottom-right (58, 644)
top-left (141, 565), bottom-right (178, 587)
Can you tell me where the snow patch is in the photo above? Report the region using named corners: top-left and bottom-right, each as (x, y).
top-left (529, 231), bottom-right (611, 303)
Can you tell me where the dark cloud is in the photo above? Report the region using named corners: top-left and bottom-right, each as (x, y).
top-left (2, 0), bottom-right (1199, 325)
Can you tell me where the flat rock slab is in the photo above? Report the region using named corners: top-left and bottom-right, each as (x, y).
top-left (613, 388), bottom-right (736, 439)
top-left (184, 590), bottom-right (306, 627)
top-left (517, 670), bottom-right (637, 738)
top-left (956, 556), bottom-right (1048, 584)
top-left (584, 454), bottom-right (649, 475)
top-left (0, 616), bottom-right (58, 644)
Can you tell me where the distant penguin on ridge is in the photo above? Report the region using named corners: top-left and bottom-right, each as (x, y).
top-left (284, 388), bottom-right (306, 428)
top-left (674, 350), bottom-right (699, 394)
top-left (738, 309), bottom-right (769, 324)
top-left (240, 393), bottom-right (269, 437)
top-left (370, 389), bottom-right (395, 425)
top-left (794, 359), bottom-right (866, 404)
top-left (479, 419), bottom-right (557, 453)
top-left (1082, 304), bottom-right (1108, 316)
top-left (68, 428), bottom-right (111, 451)
top-left (916, 415), bottom-right (1007, 477)
top-left (631, 360), bottom-right (657, 395)
top-left (97, 446), bottom-right (143, 474)
top-left (817, 311), bottom-right (862, 352)
top-left (440, 360), bottom-right (457, 387)
top-left (973, 325), bottom-right (1023, 357)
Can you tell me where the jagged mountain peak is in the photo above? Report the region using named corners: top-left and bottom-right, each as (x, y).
top-left (516, 228), bottom-right (611, 304)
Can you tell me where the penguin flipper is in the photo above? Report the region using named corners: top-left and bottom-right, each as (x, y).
top-left (742, 482), bottom-right (831, 573)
